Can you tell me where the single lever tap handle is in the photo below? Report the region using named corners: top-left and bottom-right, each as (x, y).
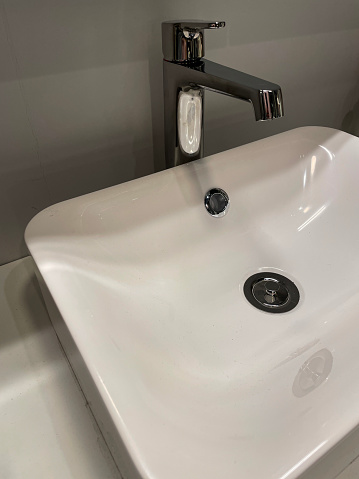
top-left (175, 21), bottom-right (225, 30)
top-left (162, 20), bottom-right (225, 63)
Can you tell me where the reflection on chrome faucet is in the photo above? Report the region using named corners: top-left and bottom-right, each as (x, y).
top-left (292, 348), bottom-right (333, 398)
top-left (162, 20), bottom-right (284, 168)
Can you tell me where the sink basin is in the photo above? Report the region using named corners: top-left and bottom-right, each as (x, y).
top-left (25, 127), bottom-right (359, 479)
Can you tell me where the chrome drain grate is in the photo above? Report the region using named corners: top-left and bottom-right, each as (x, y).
top-left (243, 272), bottom-right (300, 313)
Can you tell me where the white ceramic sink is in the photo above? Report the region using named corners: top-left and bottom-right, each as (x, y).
top-left (25, 127), bottom-right (359, 479)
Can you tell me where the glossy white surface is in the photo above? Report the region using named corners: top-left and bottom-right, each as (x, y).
top-left (26, 127), bottom-right (359, 479)
top-left (0, 257), bottom-right (120, 479)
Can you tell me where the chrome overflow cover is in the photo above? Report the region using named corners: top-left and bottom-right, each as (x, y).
top-left (204, 188), bottom-right (229, 217)
top-left (243, 272), bottom-right (300, 313)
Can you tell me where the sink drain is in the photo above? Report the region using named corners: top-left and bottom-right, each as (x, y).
top-left (204, 188), bottom-right (229, 217)
top-left (243, 272), bottom-right (300, 313)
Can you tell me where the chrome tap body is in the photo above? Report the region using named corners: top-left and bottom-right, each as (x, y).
top-left (162, 21), bottom-right (284, 169)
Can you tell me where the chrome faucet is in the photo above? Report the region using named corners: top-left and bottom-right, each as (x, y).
top-left (162, 20), bottom-right (284, 168)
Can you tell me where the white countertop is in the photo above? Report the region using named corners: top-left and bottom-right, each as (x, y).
top-left (0, 257), bottom-right (120, 479)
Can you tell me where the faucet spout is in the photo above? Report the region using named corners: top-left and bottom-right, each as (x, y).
top-left (185, 59), bottom-right (284, 121)
top-left (162, 20), bottom-right (284, 168)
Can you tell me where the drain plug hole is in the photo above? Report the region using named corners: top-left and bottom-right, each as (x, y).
top-left (244, 272), bottom-right (300, 314)
top-left (204, 188), bottom-right (229, 217)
